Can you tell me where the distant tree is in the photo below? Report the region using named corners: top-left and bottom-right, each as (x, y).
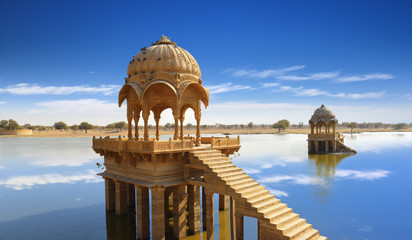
top-left (5, 119), bottom-right (21, 130)
top-left (343, 122), bottom-right (358, 133)
top-left (38, 126), bottom-right (46, 131)
top-left (393, 123), bottom-right (407, 130)
top-left (106, 123), bottom-right (115, 130)
top-left (0, 120), bottom-right (8, 129)
top-left (71, 125), bottom-right (79, 131)
top-left (114, 121), bottom-right (127, 131)
top-left (23, 124), bottom-right (33, 129)
top-left (299, 122), bottom-right (304, 128)
top-left (165, 123), bottom-right (173, 129)
top-left (247, 122), bottom-right (253, 129)
top-left (79, 122), bottom-right (93, 133)
top-left (54, 121), bottom-right (68, 132)
top-left (186, 123), bottom-right (193, 129)
top-left (272, 119), bottom-right (290, 133)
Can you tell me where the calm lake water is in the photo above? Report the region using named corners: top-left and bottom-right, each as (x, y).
top-left (1, 133), bottom-right (412, 240)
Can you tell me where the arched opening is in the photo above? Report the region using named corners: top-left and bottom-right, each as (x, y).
top-left (142, 82), bottom-right (178, 140)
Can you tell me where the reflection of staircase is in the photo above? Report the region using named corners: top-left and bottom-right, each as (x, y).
top-left (191, 149), bottom-right (327, 240)
top-left (336, 140), bottom-right (357, 154)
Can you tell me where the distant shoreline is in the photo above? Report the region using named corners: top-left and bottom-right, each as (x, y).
top-left (1, 128), bottom-right (411, 138)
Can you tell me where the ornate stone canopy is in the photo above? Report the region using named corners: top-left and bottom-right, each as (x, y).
top-left (309, 104), bottom-right (337, 125)
top-left (118, 36), bottom-right (209, 144)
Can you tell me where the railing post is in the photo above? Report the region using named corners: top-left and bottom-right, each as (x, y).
top-left (211, 136), bottom-right (214, 147)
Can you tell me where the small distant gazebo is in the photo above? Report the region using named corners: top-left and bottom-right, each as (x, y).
top-left (308, 104), bottom-right (342, 153)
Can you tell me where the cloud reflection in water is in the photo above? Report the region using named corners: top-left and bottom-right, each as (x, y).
top-left (0, 170), bottom-right (102, 190)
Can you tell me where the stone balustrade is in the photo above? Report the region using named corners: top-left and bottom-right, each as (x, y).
top-left (93, 135), bottom-right (240, 153)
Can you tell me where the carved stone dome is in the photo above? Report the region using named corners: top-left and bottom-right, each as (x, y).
top-left (126, 35), bottom-right (202, 86)
top-left (309, 104), bottom-right (337, 124)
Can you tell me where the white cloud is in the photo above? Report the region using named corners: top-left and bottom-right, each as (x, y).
top-left (337, 73), bottom-right (393, 83)
top-left (259, 174), bottom-right (326, 186)
top-left (0, 170), bottom-right (102, 190)
top-left (335, 169), bottom-right (390, 181)
top-left (0, 83), bottom-right (121, 96)
top-left (0, 101), bottom-right (5, 104)
top-left (206, 82), bottom-right (253, 94)
top-left (277, 71), bottom-right (340, 81)
top-left (89, 71), bottom-right (96, 74)
top-left (0, 166), bottom-right (5, 169)
top-left (29, 98), bottom-right (121, 114)
top-left (242, 168), bottom-right (261, 174)
top-left (265, 187), bottom-right (289, 197)
top-left (358, 226), bottom-right (373, 233)
top-left (278, 84), bottom-right (386, 99)
top-left (225, 65), bottom-right (305, 78)
top-left (75, 198), bottom-right (82, 201)
top-left (257, 169), bottom-right (389, 187)
top-left (260, 82), bottom-right (280, 88)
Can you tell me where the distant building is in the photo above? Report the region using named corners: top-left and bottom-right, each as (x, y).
top-left (308, 104), bottom-right (356, 154)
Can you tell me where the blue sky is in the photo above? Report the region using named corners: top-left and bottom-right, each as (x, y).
top-left (0, 0), bottom-right (411, 125)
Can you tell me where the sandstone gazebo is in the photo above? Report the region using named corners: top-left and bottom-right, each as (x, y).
top-left (308, 104), bottom-right (356, 154)
top-left (118, 35), bottom-right (209, 144)
top-left (93, 36), bottom-right (327, 240)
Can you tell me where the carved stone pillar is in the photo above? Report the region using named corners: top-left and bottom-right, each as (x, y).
top-left (325, 141), bottom-right (329, 153)
top-left (195, 112), bottom-right (201, 146)
top-left (202, 187), bottom-right (207, 230)
top-left (105, 178), bottom-right (115, 211)
top-left (230, 197), bottom-right (236, 240)
top-left (151, 185), bottom-right (166, 240)
top-left (115, 180), bottom-right (128, 216)
top-left (179, 116), bottom-right (185, 140)
top-left (315, 141), bottom-right (319, 152)
top-left (205, 189), bottom-right (214, 240)
top-left (219, 194), bottom-right (229, 210)
top-left (127, 183), bottom-right (135, 210)
top-left (235, 213), bottom-right (244, 240)
top-left (143, 110), bottom-right (149, 141)
top-left (136, 185), bottom-right (150, 240)
top-left (154, 112), bottom-right (161, 141)
top-left (188, 184), bottom-right (201, 234)
top-left (174, 115), bottom-right (179, 140)
top-left (173, 184), bottom-right (187, 239)
top-left (134, 111), bottom-right (140, 139)
top-left (127, 107), bottom-right (133, 139)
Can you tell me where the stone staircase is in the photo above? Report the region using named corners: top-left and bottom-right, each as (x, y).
top-left (191, 148), bottom-right (327, 240)
top-left (336, 140), bottom-right (357, 154)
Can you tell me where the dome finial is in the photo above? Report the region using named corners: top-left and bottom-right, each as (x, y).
top-left (153, 35), bottom-right (176, 46)
top-left (321, 104), bottom-right (325, 108)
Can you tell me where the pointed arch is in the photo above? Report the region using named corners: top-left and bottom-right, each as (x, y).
top-left (118, 83), bottom-right (142, 107)
top-left (179, 82), bottom-right (209, 108)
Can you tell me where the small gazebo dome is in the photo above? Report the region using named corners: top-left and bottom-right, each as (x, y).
top-left (126, 35), bottom-right (202, 86)
top-left (309, 104), bottom-right (337, 125)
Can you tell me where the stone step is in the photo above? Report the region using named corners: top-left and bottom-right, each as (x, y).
top-left (282, 218), bottom-right (306, 235)
top-left (213, 166), bottom-right (241, 174)
top-left (230, 178), bottom-right (256, 188)
top-left (225, 176), bottom-right (253, 185)
top-left (219, 172), bottom-right (247, 180)
top-left (286, 223), bottom-right (313, 240)
top-left (314, 236), bottom-right (327, 240)
top-left (216, 168), bottom-right (243, 177)
top-left (300, 228), bottom-right (320, 240)
top-left (262, 203), bottom-right (288, 218)
top-left (249, 194), bottom-right (276, 207)
top-left (194, 152), bottom-right (223, 158)
top-left (208, 162), bottom-right (234, 168)
top-left (274, 212), bottom-right (300, 229)
top-left (239, 186), bottom-right (266, 199)
top-left (244, 189), bottom-right (270, 201)
top-left (255, 198), bottom-right (281, 212)
top-left (202, 158), bottom-right (229, 164)
top-left (234, 182), bottom-right (261, 193)
top-left (268, 207), bottom-right (293, 222)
